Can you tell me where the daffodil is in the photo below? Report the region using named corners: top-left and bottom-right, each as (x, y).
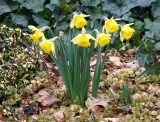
top-left (39, 39), bottom-right (55, 55)
top-left (95, 33), bottom-right (111, 48)
top-left (28, 25), bottom-right (45, 43)
top-left (70, 13), bottom-right (90, 29)
top-left (102, 17), bottom-right (119, 33)
top-left (71, 33), bottom-right (96, 47)
top-left (120, 23), bottom-right (135, 42)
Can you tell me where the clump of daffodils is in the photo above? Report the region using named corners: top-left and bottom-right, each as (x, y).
top-left (29, 13), bottom-right (135, 54)
top-left (69, 13), bottom-right (135, 48)
top-left (28, 12), bottom-right (136, 105)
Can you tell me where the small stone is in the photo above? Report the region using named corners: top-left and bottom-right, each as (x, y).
top-left (53, 110), bottom-right (64, 120)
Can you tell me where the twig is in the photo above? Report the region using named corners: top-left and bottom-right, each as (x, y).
top-left (17, 39), bottom-right (60, 73)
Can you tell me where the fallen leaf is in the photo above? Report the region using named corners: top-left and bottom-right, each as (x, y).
top-left (147, 84), bottom-right (160, 94)
top-left (112, 82), bottom-right (120, 91)
top-left (109, 56), bottom-right (123, 67)
top-left (33, 84), bottom-right (45, 93)
top-left (42, 107), bottom-right (50, 114)
top-left (114, 106), bottom-right (130, 113)
top-left (38, 90), bottom-right (49, 96)
top-left (132, 93), bottom-right (141, 99)
top-left (89, 105), bottom-right (104, 113)
top-left (53, 110), bottom-right (64, 121)
top-left (87, 95), bottom-right (112, 113)
top-left (156, 89), bottom-right (160, 97)
top-left (109, 56), bottom-right (121, 62)
top-left (155, 101), bottom-right (160, 106)
top-left (142, 108), bottom-right (149, 114)
top-left (90, 59), bottom-right (97, 67)
top-left (156, 114), bottom-right (160, 120)
top-left (104, 118), bottom-right (120, 122)
top-left (124, 49), bottom-right (136, 56)
top-left (140, 92), bottom-right (148, 97)
top-left (97, 90), bottom-right (104, 99)
top-left (57, 76), bottom-right (64, 86)
top-left (37, 90), bottom-right (59, 107)
top-left (32, 115), bottom-right (38, 120)
top-left (125, 61), bottom-right (139, 68)
top-left (115, 61), bottom-right (123, 67)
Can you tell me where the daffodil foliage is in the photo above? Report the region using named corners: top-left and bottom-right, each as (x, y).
top-left (28, 13), bottom-right (135, 105)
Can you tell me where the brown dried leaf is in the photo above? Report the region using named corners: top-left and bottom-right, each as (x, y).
top-left (147, 84), bottom-right (160, 94)
top-left (156, 114), bottom-right (160, 120)
top-left (37, 90), bottom-right (59, 107)
top-left (109, 56), bottom-right (121, 62)
top-left (155, 100), bottom-right (160, 106)
top-left (132, 93), bottom-right (141, 99)
top-left (142, 108), bottom-right (149, 114)
top-left (90, 59), bottom-right (97, 67)
top-left (124, 49), bottom-right (136, 56)
top-left (115, 61), bottom-right (123, 67)
top-left (57, 76), bottom-right (64, 86)
top-left (87, 95), bottom-right (112, 113)
top-left (33, 85), bottom-right (45, 93)
top-left (109, 56), bottom-right (123, 67)
top-left (38, 90), bottom-right (49, 96)
top-left (112, 82), bottom-right (120, 91)
top-left (89, 106), bottom-right (104, 113)
top-left (104, 118), bottom-right (120, 122)
top-left (97, 90), bottom-right (104, 99)
top-left (53, 110), bottom-right (64, 121)
top-left (114, 106), bottom-right (130, 113)
top-left (156, 89), bottom-right (160, 97)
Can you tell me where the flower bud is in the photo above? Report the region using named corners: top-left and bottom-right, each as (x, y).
top-left (40, 26), bottom-right (50, 31)
top-left (81, 27), bottom-right (86, 34)
top-left (49, 36), bottom-right (60, 42)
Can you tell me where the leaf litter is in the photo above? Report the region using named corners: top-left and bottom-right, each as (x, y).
top-left (3, 48), bottom-right (160, 121)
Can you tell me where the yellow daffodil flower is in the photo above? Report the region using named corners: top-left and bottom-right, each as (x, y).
top-left (120, 23), bottom-right (135, 42)
top-left (39, 39), bottom-right (55, 55)
top-left (95, 33), bottom-right (111, 48)
top-left (71, 33), bottom-right (96, 47)
top-left (28, 25), bottom-right (45, 43)
top-left (102, 17), bottom-right (119, 33)
top-left (70, 13), bottom-right (90, 29)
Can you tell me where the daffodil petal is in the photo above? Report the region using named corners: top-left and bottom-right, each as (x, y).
top-left (115, 18), bottom-right (121, 20)
top-left (71, 34), bottom-right (81, 44)
top-left (85, 34), bottom-right (96, 40)
top-left (70, 17), bottom-right (75, 28)
top-left (95, 39), bottom-right (98, 48)
top-left (80, 13), bottom-right (90, 17)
